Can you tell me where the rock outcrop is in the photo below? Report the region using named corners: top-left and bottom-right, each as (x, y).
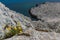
top-left (0, 2), bottom-right (32, 39)
top-left (30, 2), bottom-right (60, 33)
top-left (0, 2), bottom-right (60, 40)
top-left (30, 2), bottom-right (60, 20)
top-left (5, 28), bottom-right (60, 40)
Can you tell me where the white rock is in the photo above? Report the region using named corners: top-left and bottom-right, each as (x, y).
top-left (0, 2), bottom-right (32, 39)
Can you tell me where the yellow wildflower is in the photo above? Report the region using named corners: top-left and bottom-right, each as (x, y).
top-left (6, 27), bottom-right (11, 31)
top-left (16, 21), bottom-right (23, 33)
top-left (17, 22), bottom-right (21, 27)
top-left (19, 31), bottom-right (23, 33)
top-left (8, 25), bottom-right (12, 30)
top-left (18, 27), bottom-right (22, 30)
top-left (17, 26), bottom-right (23, 33)
top-left (14, 27), bottom-right (17, 30)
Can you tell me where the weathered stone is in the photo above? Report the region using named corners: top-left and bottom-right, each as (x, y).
top-left (5, 28), bottom-right (60, 40)
top-left (30, 2), bottom-right (60, 21)
top-left (0, 2), bottom-right (32, 39)
top-left (0, 2), bottom-right (60, 40)
top-left (32, 20), bottom-right (60, 33)
top-left (30, 2), bottom-right (60, 33)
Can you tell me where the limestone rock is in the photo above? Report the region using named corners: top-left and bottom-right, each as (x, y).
top-left (30, 2), bottom-right (60, 21)
top-left (0, 2), bottom-right (60, 40)
top-left (5, 28), bottom-right (60, 40)
top-left (32, 20), bottom-right (60, 33)
top-left (0, 2), bottom-right (32, 39)
top-left (30, 2), bottom-right (60, 33)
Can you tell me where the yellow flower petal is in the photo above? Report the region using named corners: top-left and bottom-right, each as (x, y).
top-left (6, 27), bottom-right (11, 31)
top-left (17, 22), bottom-right (21, 27)
top-left (18, 27), bottom-right (22, 30)
top-left (19, 31), bottom-right (23, 33)
top-left (14, 27), bottom-right (17, 30)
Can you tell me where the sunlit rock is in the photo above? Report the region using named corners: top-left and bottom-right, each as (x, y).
top-left (0, 2), bottom-right (32, 39)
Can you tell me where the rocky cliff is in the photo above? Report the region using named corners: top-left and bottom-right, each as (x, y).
top-left (30, 2), bottom-right (60, 33)
top-left (0, 2), bottom-right (60, 40)
top-left (0, 2), bottom-right (32, 39)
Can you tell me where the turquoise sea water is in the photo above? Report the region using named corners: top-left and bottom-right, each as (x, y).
top-left (6, 2), bottom-right (44, 20)
top-left (7, 2), bottom-right (41, 17)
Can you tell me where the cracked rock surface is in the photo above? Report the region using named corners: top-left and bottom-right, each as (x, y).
top-left (30, 2), bottom-right (60, 33)
top-left (0, 2), bottom-right (32, 39)
top-left (0, 2), bottom-right (60, 40)
top-left (5, 28), bottom-right (60, 40)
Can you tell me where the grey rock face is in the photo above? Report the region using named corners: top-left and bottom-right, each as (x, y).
top-left (32, 20), bottom-right (52, 32)
top-left (5, 28), bottom-right (60, 40)
top-left (32, 20), bottom-right (60, 33)
top-left (0, 2), bottom-right (60, 40)
top-left (30, 2), bottom-right (60, 33)
top-left (30, 2), bottom-right (60, 20)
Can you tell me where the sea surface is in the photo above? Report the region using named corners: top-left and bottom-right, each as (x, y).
top-left (0, 0), bottom-right (60, 20)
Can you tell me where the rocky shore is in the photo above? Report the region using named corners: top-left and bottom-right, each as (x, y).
top-left (30, 2), bottom-right (60, 33)
top-left (0, 2), bottom-right (60, 40)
